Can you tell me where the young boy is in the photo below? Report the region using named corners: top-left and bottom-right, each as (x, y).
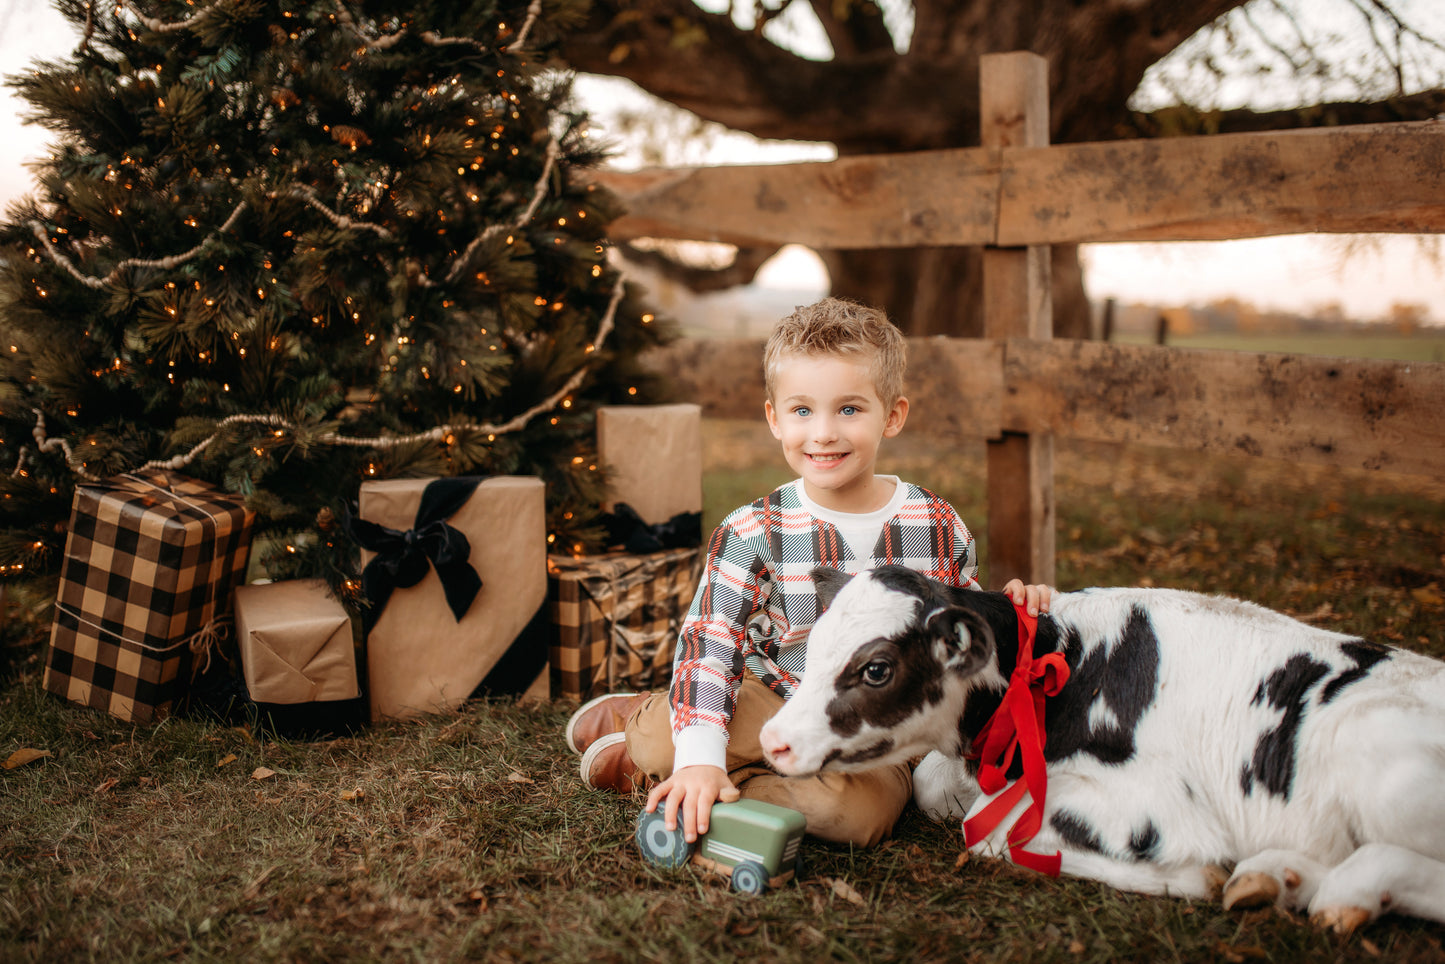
top-left (567, 297), bottom-right (1050, 847)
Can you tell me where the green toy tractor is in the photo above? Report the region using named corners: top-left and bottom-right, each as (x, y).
top-left (634, 799), bottom-right (807, 895)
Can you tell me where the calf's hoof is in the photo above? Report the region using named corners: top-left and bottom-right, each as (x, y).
top-left (1222, 872), bottom-right (1280, 911)
top-left (1310, 905), bottom-right (1373, 936)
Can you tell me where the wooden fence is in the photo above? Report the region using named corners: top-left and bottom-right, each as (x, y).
top-left (594, 52), bottom-right (1445, 587)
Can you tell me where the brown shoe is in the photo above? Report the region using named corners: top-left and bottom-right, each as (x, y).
top-left (579, 732), bottom-right (649, 793)
top-left (565, 692), bottom-right (650, 754)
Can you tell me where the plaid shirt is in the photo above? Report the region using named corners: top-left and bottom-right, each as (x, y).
top-left (669, 479), bottom-right (979, 749)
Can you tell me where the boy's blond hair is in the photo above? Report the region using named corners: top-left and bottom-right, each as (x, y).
top-left (763, 297), bottom-right (906, 405)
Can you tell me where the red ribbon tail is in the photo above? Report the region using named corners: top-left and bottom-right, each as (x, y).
top-left (964, 779), bottom-right (1028, 849)
top-left (959, 602), bottom-right (1068, 878)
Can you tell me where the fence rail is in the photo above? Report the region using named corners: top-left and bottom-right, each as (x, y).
top-left (596, 121), bottom-right (1445, 249)
top-left (652, 337), bottom-right (1445, 480)
top-left (606, 52), bottom-right (1445, 586)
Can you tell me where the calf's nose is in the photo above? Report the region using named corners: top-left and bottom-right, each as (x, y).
top-left (758, 722), bottom-right (794, 769)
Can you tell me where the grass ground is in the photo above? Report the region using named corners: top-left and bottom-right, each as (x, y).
top-left (3, 418), bottom-right (1444, 963)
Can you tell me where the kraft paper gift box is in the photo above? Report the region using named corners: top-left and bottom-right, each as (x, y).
top-left (353, 476), bottom-right (546, 721)
top-left (43, 471), bottom-right (255, 724)
top-left (596, 404), bottom-right (702, 545)
top-left (547, 546), bottom-right (703, 702)
top-left (234, 578), bottom-right (363, 737)
top-left (543, 404), bottom-right (706, 701)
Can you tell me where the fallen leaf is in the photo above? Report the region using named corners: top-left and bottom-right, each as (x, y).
top-left (340, 787), bottom-right (365, 801)
top-left (827, 877), bottom-right (866, 906)
top-left (506, 771), bottom-right (534, 784)
top-left (1361, 937), bottom-right (1382, 957)
top-left (216, 753), bottom-right (237, 768)
top-left (1213, 941), bottom-right (1269, 962)
top-left (231, 726), bottom-right (256, 744)
top-left (3, 748), bottom-right (52, 769)
top-left (953, 851), bottom-right (969, 871)
top-left (1069, 940), bottom-right (1086, 955)
top-left (1409, 584), bottom-right (1443, 607)
top-left (93, 777), bottom-right (119, 794)
top-left (251, 767), bottom-right (277, 781)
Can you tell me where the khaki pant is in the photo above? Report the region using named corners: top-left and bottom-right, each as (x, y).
top-left (623, 674), bottom-right (912, 847)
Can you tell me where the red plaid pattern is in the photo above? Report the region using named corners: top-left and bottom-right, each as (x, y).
top-left (671, 480), bottom-right (978, 735)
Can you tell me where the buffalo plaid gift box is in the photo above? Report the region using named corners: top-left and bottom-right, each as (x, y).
top-left (547, 546), bottom-right (702, 701)
top-left (43, 471), bottom-right (255, 723)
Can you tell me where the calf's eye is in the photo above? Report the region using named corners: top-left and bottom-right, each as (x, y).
top-left (862, 660), bottom-right (893, 686)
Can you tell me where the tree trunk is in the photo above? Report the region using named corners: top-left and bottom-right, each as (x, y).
top-left (820, 243), bottom-right (1091, 338)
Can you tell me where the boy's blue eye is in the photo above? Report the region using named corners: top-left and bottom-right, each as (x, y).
top-left (794, 406), bottom-right (811, 417)
top-left (840, 406), bottom-right (858, 416)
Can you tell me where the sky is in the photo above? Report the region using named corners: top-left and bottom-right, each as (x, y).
top-left (2, 3), bottom-right (1442, 324)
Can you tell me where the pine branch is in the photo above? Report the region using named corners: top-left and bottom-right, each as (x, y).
top-left (18, 276), bottom-right (626, 479)
top-left (29, 200), bottom-right (249, 290)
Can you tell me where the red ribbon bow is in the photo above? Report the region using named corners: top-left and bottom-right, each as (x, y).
top-left (962, 604), bottom-right (1071, 876)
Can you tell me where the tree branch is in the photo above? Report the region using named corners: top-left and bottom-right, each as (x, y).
top-left (804, 0), bottom-right (895, 60)
top-left (1128, 89), bottom-right (1445, 138)
top-left (559, 0), bottom-right (962, 151)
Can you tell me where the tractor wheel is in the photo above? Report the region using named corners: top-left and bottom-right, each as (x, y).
top-left (731, 860), bottom-right (768, 896)
top-left (634, 809), bottom-right (694, 869)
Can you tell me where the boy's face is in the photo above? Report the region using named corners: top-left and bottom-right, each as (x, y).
top-left (764, 352), bottom-right (908, 514)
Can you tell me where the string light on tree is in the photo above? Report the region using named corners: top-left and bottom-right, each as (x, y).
top-left (0, 0), bottom-right (673, 600)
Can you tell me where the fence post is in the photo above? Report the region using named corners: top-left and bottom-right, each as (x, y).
top-left (981, 51), bottom-right (1055, 589)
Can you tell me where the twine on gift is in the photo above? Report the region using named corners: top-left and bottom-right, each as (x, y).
top-left (186, 616), bottom-right (231, 679)
top-left (52, 603), bottom-right (198, 655)
top-left (51, 473), bottom-right (248, 675)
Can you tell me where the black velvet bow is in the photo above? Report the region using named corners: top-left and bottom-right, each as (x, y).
top-left (601, 502), bottom-right (702, 554)
top-left (348, 477), bottom-right (484, 637)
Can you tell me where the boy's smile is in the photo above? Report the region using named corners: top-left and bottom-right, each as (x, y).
top-left (764, 353), bottom-right (908, 514)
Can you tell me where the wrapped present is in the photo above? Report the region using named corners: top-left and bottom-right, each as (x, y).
top-left (353, 476), bottom-right (546, 721)
top-left (234, 579), bottom-right (363, 737)
top-left (547, 546), bottom-right (703, 702)
top-left (596, 404), bottom-right (702, 548)
top-left (44, 471), bottom-right (254, 723)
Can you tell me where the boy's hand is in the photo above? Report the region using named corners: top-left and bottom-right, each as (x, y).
top-left (645, 764), bottom-right (740, 843)
top-left (1002, 579), bottom-right (1054, 617)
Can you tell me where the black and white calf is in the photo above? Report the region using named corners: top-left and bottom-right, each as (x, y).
top-left (758, 565), bottom-right (1445, 933)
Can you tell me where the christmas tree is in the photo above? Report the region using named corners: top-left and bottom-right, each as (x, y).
top-left (0, 0), bottom-right (672, 622)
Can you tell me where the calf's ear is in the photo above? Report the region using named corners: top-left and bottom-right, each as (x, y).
top-left (811, 566), bottom-right (853, 610)
top-left (925, 607), bottom-right (995, 677)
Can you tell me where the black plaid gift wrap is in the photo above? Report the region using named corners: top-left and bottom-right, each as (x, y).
top-left (43, 471), bottom-right (255, 723)
top-left (547, 547), bottom-right (703, 702)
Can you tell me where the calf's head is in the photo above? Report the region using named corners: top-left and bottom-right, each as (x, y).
top-left (759, 565), bottom-right (996, 776)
